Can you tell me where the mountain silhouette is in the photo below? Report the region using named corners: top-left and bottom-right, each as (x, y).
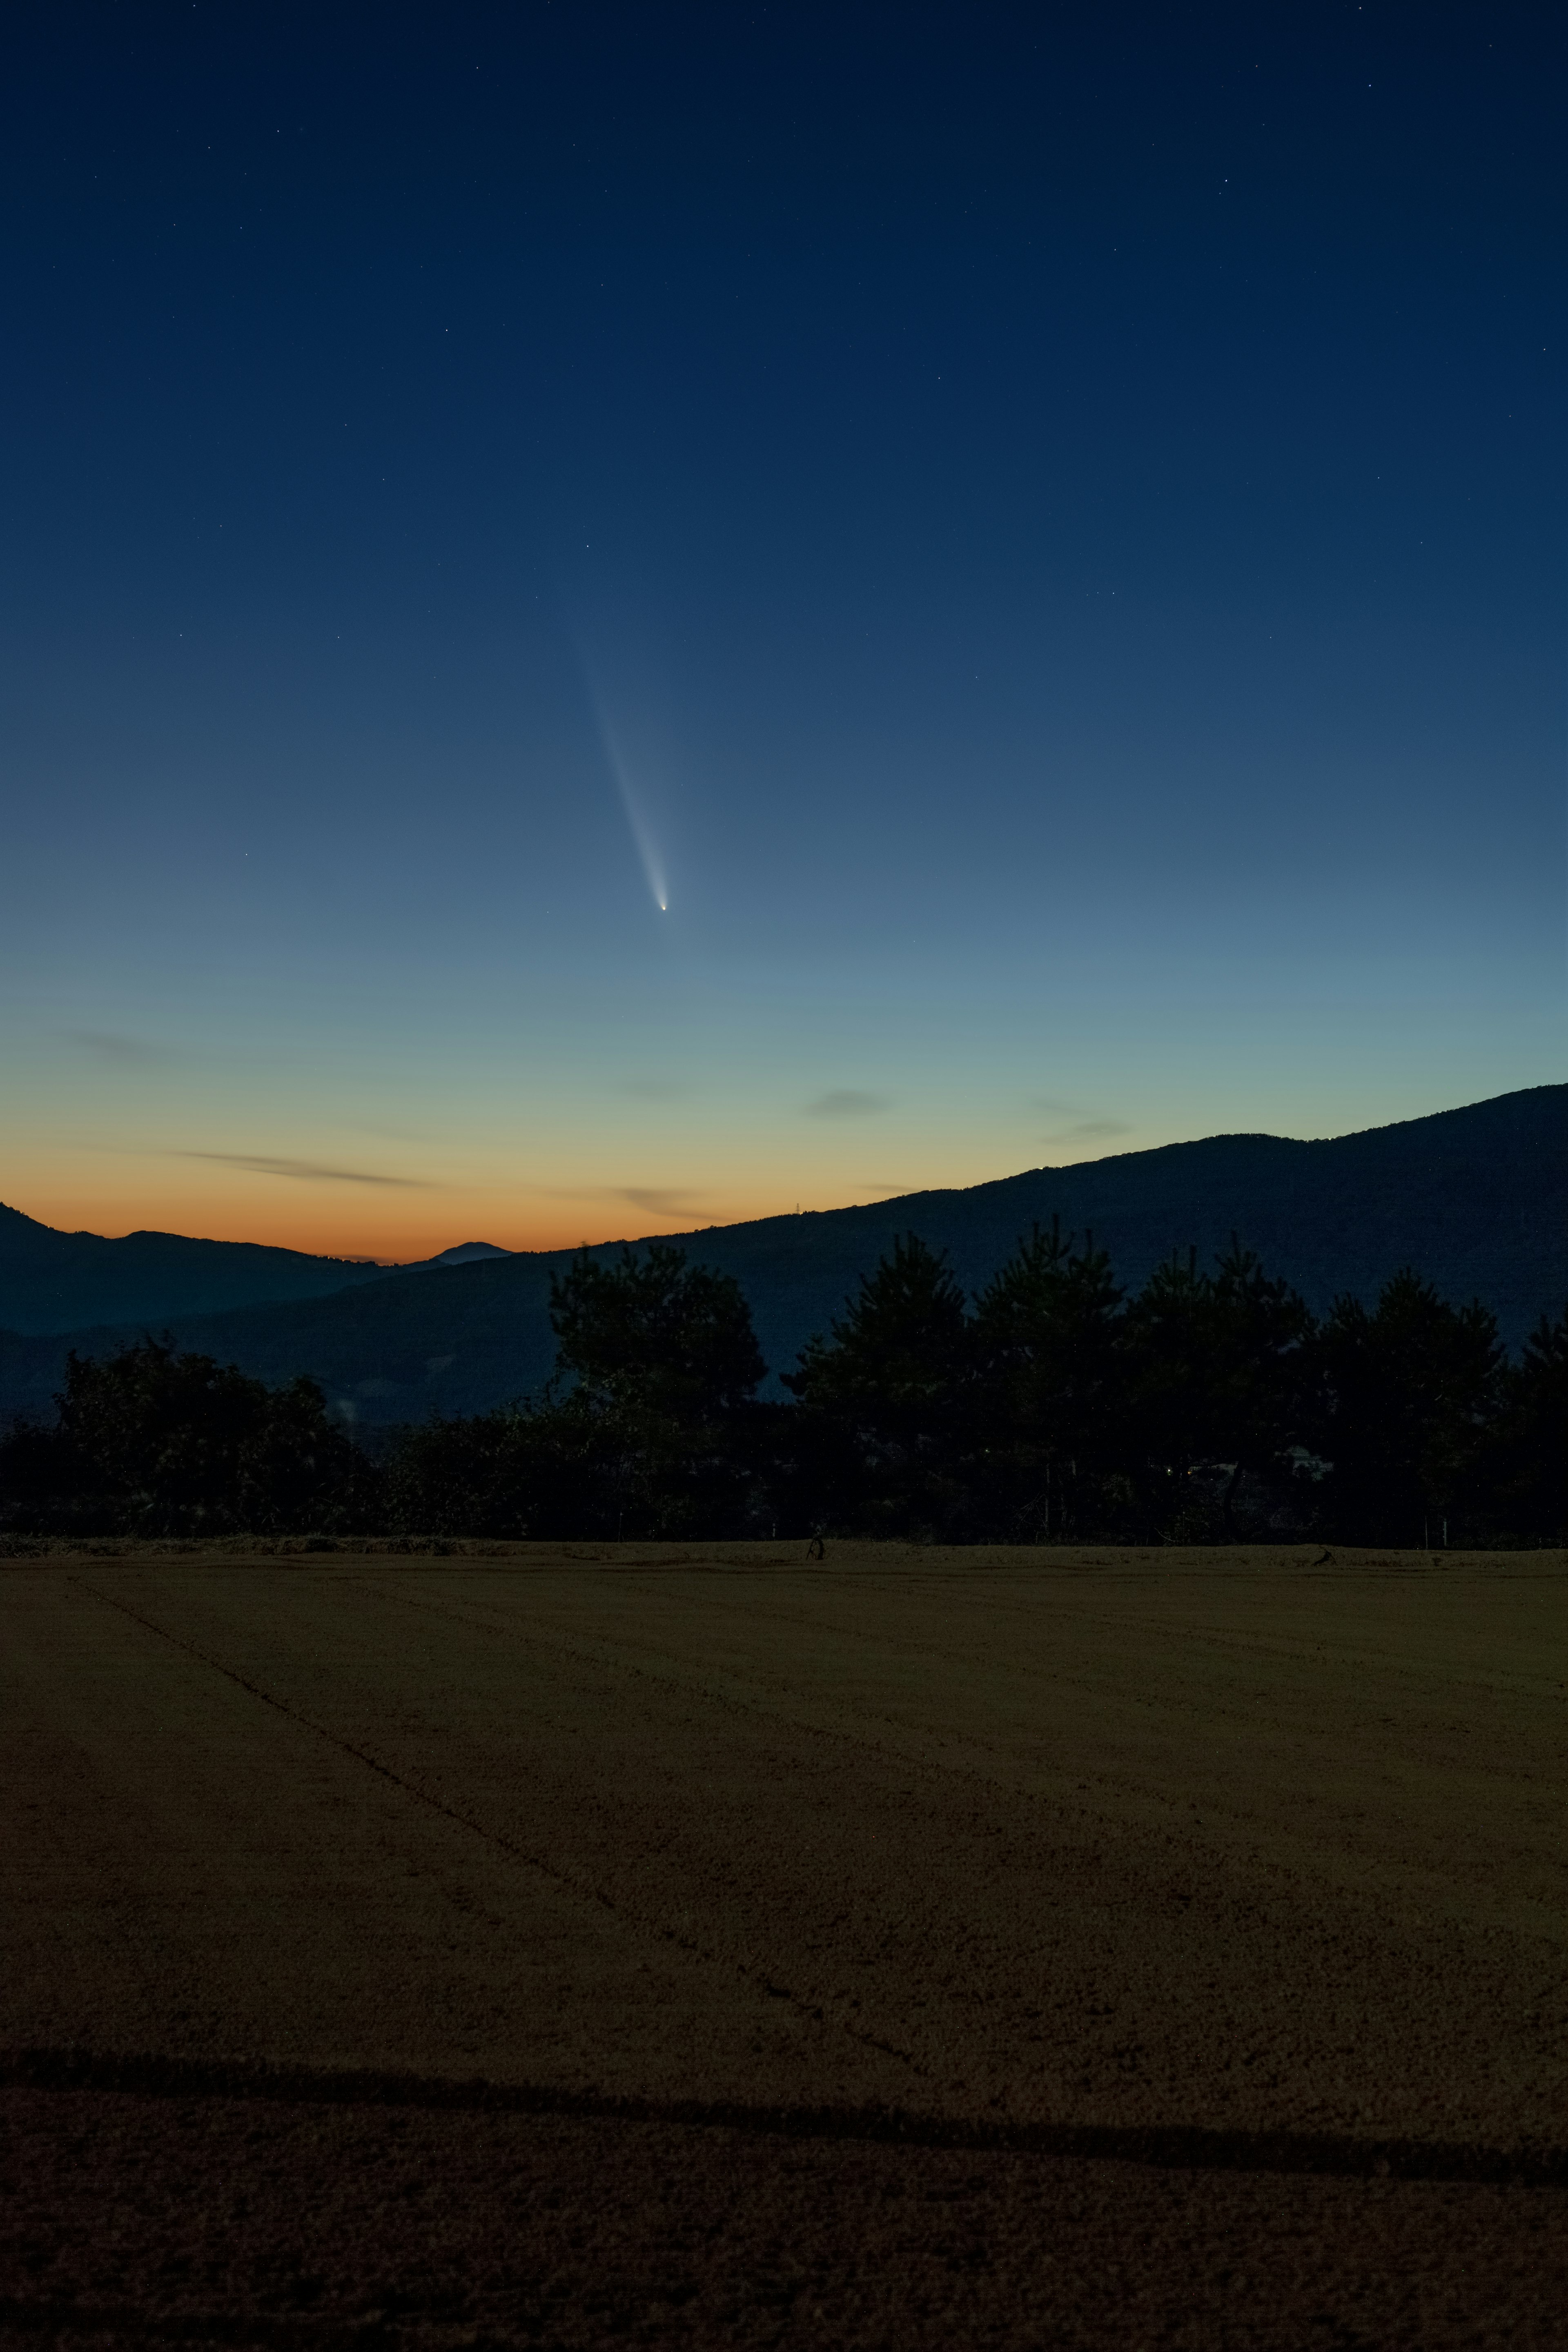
top-left (0, 1208), bottom-right (394, 1337)
top-left (403, 1243), bottom-right (513, 1272)
top-left (0, 1087), bottom-right (1561, 1432)
top-left (0, 1209), bottom-right (514, 1338)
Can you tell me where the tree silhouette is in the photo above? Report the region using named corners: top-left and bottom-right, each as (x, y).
top-left (1316, 1271), bottom-right (1504, 1545)
top-left (549, 1243), bottom-right (765, 1423)
top-left (0, 1337), bottom-right (372, 1537)
top-left (6, 1246), bottom-right (1555, 1548)
top-left (1117, 1238), bottom-right (1316, 1536)
top-left (971, 1218), bottom-right (1125, 1537)
top-left (784, 1233), bottom-right (972, 1534)
top-left (786, 1233), bottom-right (967, 1428)
top-left (539, 1244), bottom-right (768, 1538)
top-left (1481, 1300), bottom-right (1567, 1541)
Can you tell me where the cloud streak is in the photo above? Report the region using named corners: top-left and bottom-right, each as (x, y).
top-left (1036, 1119), bottom-right (1136, 1156)
top-left (1029, 1102), bottom-right (1133, 1147)
top-left (174, 1152), bottom-right (435, 1188)
top-left (62, 1029), bottom-right (172, 1064)
top-left (616, 1185), bottom-right (707, 1222)
top-left (805, 1089), bottom-right (889, 1119)
top-left (494, 1181), bottom-right (709, 1223)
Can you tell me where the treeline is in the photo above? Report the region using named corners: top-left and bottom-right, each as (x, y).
top-left (2, 1230), bottom-right (1563, 1546)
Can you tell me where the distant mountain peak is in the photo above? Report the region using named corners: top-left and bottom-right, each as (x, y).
top-left (403, 1242), bottom-right (513, 1271)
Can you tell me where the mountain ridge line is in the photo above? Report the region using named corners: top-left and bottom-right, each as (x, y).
top-left (1, 1084), bottom-right (1561, 1429)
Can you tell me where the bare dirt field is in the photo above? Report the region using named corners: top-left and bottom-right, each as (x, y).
top-left (3, 1541), bottom-right (1565, 2348)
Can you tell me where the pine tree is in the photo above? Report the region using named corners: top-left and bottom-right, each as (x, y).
top-left (1316, 1271), bottom-right (1504, 1545)
top-left (1479, 1300), bottom-right (1567, 1541)
top-left (971, 1218), bottom-right (1126, 1537)
top-left (784, 1233), bottom-right (971, 1535)
top-left (541, 1244), bottom-right (768, 1538)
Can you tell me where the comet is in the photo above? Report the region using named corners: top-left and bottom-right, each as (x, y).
top-left (597, 709), bottom-right (669, 915)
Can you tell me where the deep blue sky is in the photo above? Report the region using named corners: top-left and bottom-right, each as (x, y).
top-left (2, 3), bottom-right (1561, 1256)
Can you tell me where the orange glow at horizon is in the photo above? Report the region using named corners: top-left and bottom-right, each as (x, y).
top-left (2, 1174), bottom-right (891, 1263)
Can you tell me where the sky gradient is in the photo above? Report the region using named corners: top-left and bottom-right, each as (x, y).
top-left (2, 4), bottom-right (1562, 1260)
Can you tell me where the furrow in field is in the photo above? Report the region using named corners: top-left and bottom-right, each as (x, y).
top-left (1, 1572), bottom-right (913, 2108)
top-left (67, 1564), bottom-right (1567, 2147)
top-left (66, 1576), bottom-right (924, 2080)
top-left (339, 1568), bottom-right (1568, 1939)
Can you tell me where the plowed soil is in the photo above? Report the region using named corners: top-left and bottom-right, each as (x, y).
top-left (3, 1541), bottom-right (1565, 2347)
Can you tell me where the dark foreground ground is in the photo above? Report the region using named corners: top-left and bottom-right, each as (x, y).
top-left (3, 1541), bottom-right (1565, 2348)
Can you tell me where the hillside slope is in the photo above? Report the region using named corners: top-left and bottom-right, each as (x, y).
top-left (0, 1208), bottom-right (516, 1338)
top-left (0, 1086), bottom-right (1561, 1430)
top-left (0, 1207), bottom-right (399, 1336)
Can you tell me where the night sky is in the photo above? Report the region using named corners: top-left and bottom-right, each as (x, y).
top-left (2, 5), bottom-right (1561, 1259)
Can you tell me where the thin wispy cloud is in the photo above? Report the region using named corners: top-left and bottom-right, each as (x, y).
top-left (1038, 1118), bottom-right (1134, 1151)
top-left (616, 1185), bottom-right (707, 1222)
top-left (499, 1180), bottom-right (710, 1227)
top-left (805, 1090), bottom-right (889, 1120)
top-left (62, 1029), bottom-right (172, 1064)
top-left (175, 1152), bottom-right (436, 1188)
top-left (1029, 1100), bottom-right (1133, 1146)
